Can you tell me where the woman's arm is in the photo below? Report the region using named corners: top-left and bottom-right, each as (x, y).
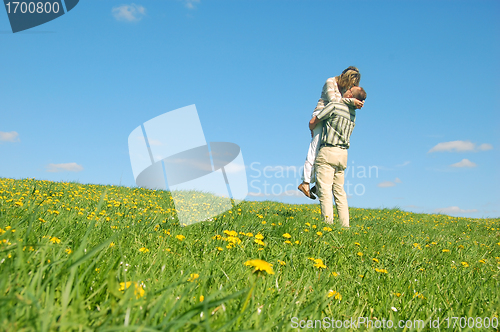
top-left (325, 77), bottom-right (342, 103)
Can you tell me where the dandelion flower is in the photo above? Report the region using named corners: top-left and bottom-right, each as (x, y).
top-left (442, 249), bottom-right (450, 253)
top-left (176, 234), bottom-right (185, 241)
top-left (119, 281), bottom-right (145, 299)
top-left (313, 258), bottom-right (326, 269)
top-left (139, 247), bottom-right (149, 253)
top-left (254, 239), bottom-right (266, 246)
top-left (188, 273), bottom-right (199, 282)
top-left (282, 233), bottom-right (291, 239)
top-left (244, 259), bottom-right (274, 275)
top-left (50, 237), bottom-right (61, 244)
top-left (461, 262), bottom-right (469, 268)
top-left (255, 233), bottom-right (264, 240)
top-left (327, 290), bottom-right (342, 300)
top-left (372, 258), bottom-right (379, 263)
top-left (357, 252), bottom-right (363, 257)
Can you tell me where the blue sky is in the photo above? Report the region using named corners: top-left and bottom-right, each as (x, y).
top-left (1, 0), bottom-right (499, 218)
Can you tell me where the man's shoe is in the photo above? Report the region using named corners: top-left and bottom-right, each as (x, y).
top-left (310, 185), bottom-right (317, 196)
top-left (298, 182), bottom-right (315, 199)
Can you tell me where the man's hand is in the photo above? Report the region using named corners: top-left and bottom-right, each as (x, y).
top-left (309, 116), bottom-right (320, 131)
top-left (353, 99), bottom-right (364, 109)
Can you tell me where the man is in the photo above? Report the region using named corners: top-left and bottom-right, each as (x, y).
top-left (309, 86), bottom-right (367, 227)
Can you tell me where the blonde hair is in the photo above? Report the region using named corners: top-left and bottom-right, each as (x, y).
top-left (336, 66), bottom-right (361, 94)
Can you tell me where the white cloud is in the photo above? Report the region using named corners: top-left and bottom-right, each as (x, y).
top-left (434, 206), bottom-right (478, 215)
top-left (428, 140), bottom-right (493, 153)
top-left (0, 131), bottom-right (20, 142)
top-left (477, 143), bottom-right (493, 151)
top-left (184, 0), bottom-right (200, 9)
top-left (396, 161), bottom-right (410, 167)
top-left (450, 159), bottom-right (477, 168)
top-left (112, 4), bottom-right (146, 22)
top-left (46, 163), bottom-right (84, 173)
top-left (378, 178), bottom-right (402, 188)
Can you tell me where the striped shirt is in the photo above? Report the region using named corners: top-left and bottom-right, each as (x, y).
top-left (316, 102), bottom-right (356, 149)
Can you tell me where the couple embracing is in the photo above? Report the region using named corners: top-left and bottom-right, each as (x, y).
top-left (298, 66), bottom-right (367, 228)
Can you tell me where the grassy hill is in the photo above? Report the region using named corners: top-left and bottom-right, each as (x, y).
top-left (1, 178), bottom-right (499, 331)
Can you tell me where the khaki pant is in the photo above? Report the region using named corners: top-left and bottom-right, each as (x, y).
top-left (315, 146), bottom-right (349, 227)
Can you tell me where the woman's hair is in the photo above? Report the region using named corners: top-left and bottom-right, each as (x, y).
top-left (337, 66), bottom-right (361, 93)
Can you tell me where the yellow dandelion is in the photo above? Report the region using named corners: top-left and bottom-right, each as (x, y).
top-left (244, 259), bottom-right (274, 275)
top-left (323, 227), bottom-right (332, 232)
top-left (313, 258), bottom-right (326, 269)
top-left (200, 295), bottom-right (204, 302)
top-left (327, 290), bottom-right (342, 300)
top-left (461, 262), bottom-right (469, 268)
top-left (278, 260), bottom-right (286, 266)
top-left (245, 232), bottom-right (253, 237)
top-left (316, 232), bottom-right (323, 236)
top-left (282, 233), bottom-right (291, 239)
top-left (478, 259), bottom-right (486, 264)
top-left (442, 249), bottom-right (450, 253)
top-left (372, 258), bottom-right (379, 263)
top-left (295, 240), bottom-right (300, 244)
top-left (50, 237), bottom-right (61, 244)
top-left (223, 230), bottom-right (238, 237)
top-left (109, 242), bottom-right (115, 248)
top-left (355, 242), bottom-right (361, 246)
top-left (217, 247), bottom-right (223, 251)
top-left (255, 233), bottom-right (264, 240)
top-left (374, 268), bottom-right (388, 273)
top-left (176, 234), bottom-right (185, 241)
top-left (284, 240), bottom-right (292, 244)
top-left (331, 272), bottom-right (339, 277)
top-left (139, 247), bottom-right (149, 253)
top-left (357, 252), bottom-right (363, 257)
top-left (187, 273), bottom-right (199, 282)
top-left (65, 248), bottom-right (72, 254)
top-left (119, 281), bottom-right (145, 299)
top-left (254, 239), bottom-right (266, 246)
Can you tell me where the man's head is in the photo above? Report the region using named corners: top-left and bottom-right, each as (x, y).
top-left (345, 86), bottom-right (367, 101)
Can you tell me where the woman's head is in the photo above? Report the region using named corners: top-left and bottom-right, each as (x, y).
top-left (337, 66), bottom-right (361, 93)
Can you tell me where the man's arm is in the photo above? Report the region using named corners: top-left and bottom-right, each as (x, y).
top-left (342, 98), bottom-right (364, 109)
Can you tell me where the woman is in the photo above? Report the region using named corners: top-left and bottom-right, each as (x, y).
top-left (298, 66), bottom-right (364, 199)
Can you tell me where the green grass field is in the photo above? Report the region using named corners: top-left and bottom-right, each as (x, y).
top-left (1, 177), bottom-right (499, 331)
